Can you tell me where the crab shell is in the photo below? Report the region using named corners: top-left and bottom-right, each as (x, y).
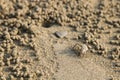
top-left (73, 44), bottom-right (88, 56)
top-left (81, 44), bottom-right (88, 54)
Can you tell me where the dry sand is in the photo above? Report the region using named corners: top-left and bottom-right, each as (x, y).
top-left (0, 0), bottom-right (120, 80)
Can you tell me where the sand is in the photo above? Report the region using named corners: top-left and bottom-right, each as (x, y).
top-left (0, 0), bottom-right (120, 80)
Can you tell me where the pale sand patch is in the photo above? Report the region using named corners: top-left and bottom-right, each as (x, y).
top-left (52, 42), bottom-right (119, 80)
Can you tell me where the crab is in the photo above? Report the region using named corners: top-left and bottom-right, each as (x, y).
top-left (73, 43), bottom-right (88, 57)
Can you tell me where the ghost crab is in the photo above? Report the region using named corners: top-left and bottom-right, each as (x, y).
top-left (73, 43), bottom-right (88, 57)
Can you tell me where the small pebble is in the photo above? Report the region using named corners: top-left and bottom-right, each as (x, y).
top-left (55, 31), bottom-right (67, 38)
